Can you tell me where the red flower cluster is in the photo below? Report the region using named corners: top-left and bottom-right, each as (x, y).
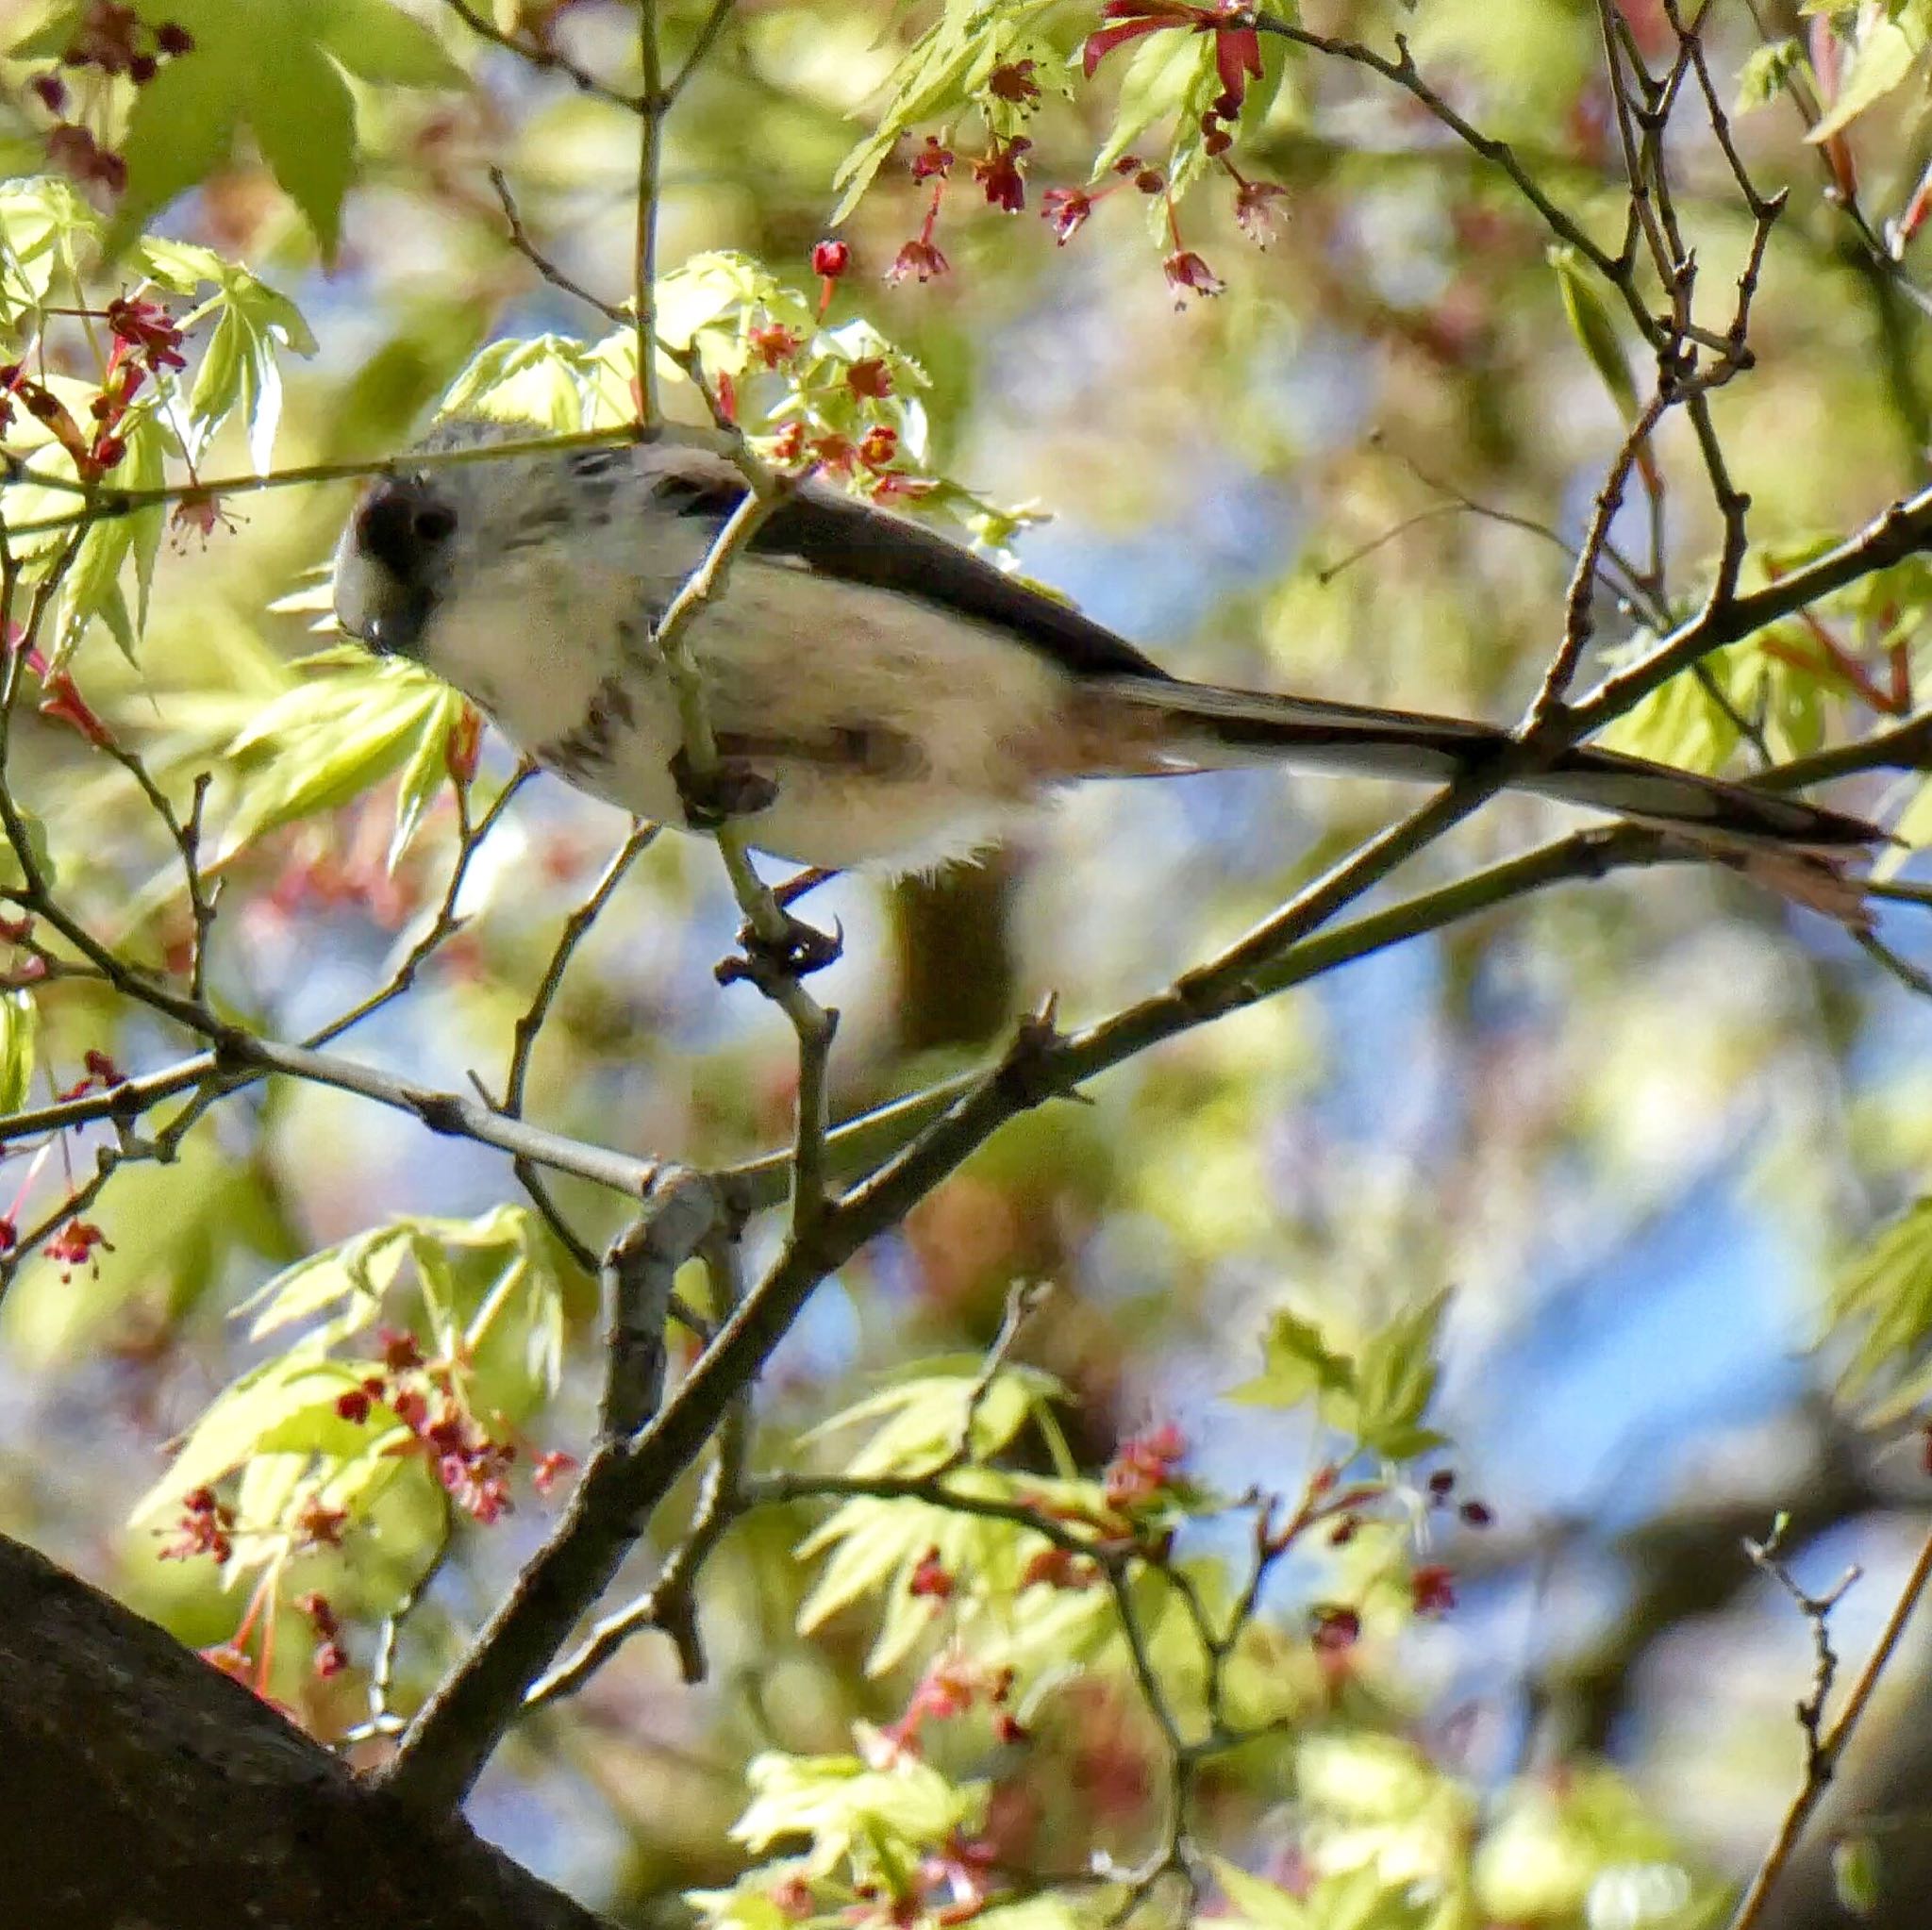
top-left (1311, 1604), bottom-right (1361, 1653)
top-left (974, 135), bottom-right (1032, 213)
top-left (329, 1333), bottom-right (535, 1525)
top-left (1102, 1420), bottom-right (1188, 1511)
top-left (988, 59), bottom-right (1041, 105)
top-left (160, 1486), bottom-right (236, 1565)
top-left (30, 4), bottom-right (196, 199)
top-left (59, 2), bottom-right (194, 78)
top-left (0, 295), bottom-right (182, 481)
top-left (1410, 1564), bottom-right (1457, 1616)
top-left (45, 1216), bottom-right (112, 1281)
top-left (908, 1544), bottom-right (955, 1599)
top-left (294, 1591), bottom-right (348, 1679)
top-left (878, 1652), bottom-right (1021, 1762)
top-left (746, 319), bottom-right (805, 370)
top-left (53, 1047), bottom-right (125, 1103)
top-left (1163, 249), bottom-right (1224, 307)
top-left (811, 237), bottom-right (851, 314)
top-left (1020, 1544), bottom-right (1100, 1591)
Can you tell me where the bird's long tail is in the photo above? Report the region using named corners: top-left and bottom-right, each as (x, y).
top-left (1093, 675), bottom-right (1882, 850)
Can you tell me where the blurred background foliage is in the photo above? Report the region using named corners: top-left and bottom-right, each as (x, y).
top-left (5, 0), bottom-right (1932, 1925)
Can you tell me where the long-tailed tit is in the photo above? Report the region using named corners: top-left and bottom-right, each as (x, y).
top-left (332, 421), bottom-right (1879, 873)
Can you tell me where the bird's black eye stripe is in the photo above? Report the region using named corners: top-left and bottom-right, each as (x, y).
top-left (651, 472), bottom-right (747, 519)
top-left (413, 503), bottom-right (457, 542)
top-left (567, 448), bottom-right (627, 480)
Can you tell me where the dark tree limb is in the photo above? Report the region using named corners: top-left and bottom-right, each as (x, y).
top-left (0, 1531), bottom-right (616, 1930)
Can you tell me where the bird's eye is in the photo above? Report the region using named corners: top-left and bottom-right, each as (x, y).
top-left (413, 503), bottom-right (457, 543)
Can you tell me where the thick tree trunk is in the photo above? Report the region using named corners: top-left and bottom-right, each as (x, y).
top-left (0, 1531), bottom-right (614, 1930)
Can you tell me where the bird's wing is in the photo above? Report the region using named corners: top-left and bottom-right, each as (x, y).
top-left (637, 449), bottom-right (1174, 682)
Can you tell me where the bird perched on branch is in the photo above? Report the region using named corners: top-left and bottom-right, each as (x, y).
top-left (332, 420), bottom-right (1880, 875)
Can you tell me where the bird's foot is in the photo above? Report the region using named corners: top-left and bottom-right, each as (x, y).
top-left (715, 908), bottom-right (843, 991)
top-left (669, 746), bottom-right (777, 831)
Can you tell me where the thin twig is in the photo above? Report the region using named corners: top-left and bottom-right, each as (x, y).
top-left (1730, 1523), bottom-right (1932, 1930)
top-left (441, 0), bottom-right (644, 109)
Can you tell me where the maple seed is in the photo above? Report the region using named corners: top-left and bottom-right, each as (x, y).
top-left (156, 22), bottom-right (194, 56)
top-left (1411, 1565), bottom-right (1457, 1616)
top-left (887, 238), bottom-right (950, 284)
top-left (974, 135), bottom-right (1032, 213)
top-left (987, 58), bottom-right (1041, 104)
top-left (911, 135), bottom-right (955, 182)
top-left (1312, 1606), bottom-right (1361, 1652)
top-left (908, 1546), bottom-right (955, 1598)
top-left (845, 356), bottom-right (893, 399)
top-left (1163, 249), bottom-right (1225, 307)
top-left (1042, 187), bottom-right (1095, 245)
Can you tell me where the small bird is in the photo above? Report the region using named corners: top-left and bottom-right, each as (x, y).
top-left (332, 420), bottom-right (1879, 873)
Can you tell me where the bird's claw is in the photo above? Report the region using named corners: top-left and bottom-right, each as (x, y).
top-left (669, 746), bottom-right (777, 831)
top-left (715, 910), bottom-right (844, 990)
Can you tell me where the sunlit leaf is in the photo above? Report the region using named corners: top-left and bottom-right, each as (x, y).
top-left (106, 0), bottom-right (464, 257)
top-left (732, 1744), bottom-right (985, 1880)
top-left (1807, 13), bottom-right (1925, 143)
top-left (127, 1355), bottom-right (384, 1522)
top-left (1549, 245), bottom-right (1640, 424)
top-left (0, 990), bottom-right (36, 1116)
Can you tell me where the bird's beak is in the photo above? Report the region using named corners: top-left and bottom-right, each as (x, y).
top-left (331, 502), bottom-right (431, 657)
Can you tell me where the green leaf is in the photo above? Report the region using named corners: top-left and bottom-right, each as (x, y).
top-left (1548, 245), bottom-right (1640, 423)
top-left (108, 41), bottom-right (243, 258)
top-left (827, 0), bottom-right (1058, 225)
top-left (804, 1363), bottom-right (1067, 1476)
top-left (212, 658), bottom-right (461, 862)
top-left (9, 6), bottom-right (87, 60)
top-left (108, 0), bottom-right (463, 257)
top-left (240, 1224), bottom-right (413, 1340)
top-left (1734, 38), bottom-right (1806, 113)
top-left (1834, 1835), bottom-right (1883, 1918)
top-left (389, 686), bottom-right (464, 870)
top-left (148, 236), bottom-right (318, 469)
top-left (1827, 1196), bottom-right (1932, 1421)
top-left (251, 38), bottom-right (358, 261)
top-left (0, 990), bottom-right (37, 1116)
top-left (441, 333), bottom-right (604, 430)
top-left (1809, 15), bottom-right (1925, 142)
top-left (56, 407), bottom-right (175, 658)
top-left (1208, 1855), bottom-right (1312, 1929)
top-left (1351, 1289), bottom-right (1451, 1460)
top-left (1095, 25), bottom-right (1222, 178)
top-left (732, 1746), bottom-right (985, 1880)
top-left (1230, 1297), bottom-right (1449, 1460)
top-left (1228, 1306), bottom-right (1357, 1410)
top-left (127, 1355), bottom-right (380, 1522)
top-left (318, 0), bottom-right (465, 86)
top-left (0, 176), bottom-right (101, 327)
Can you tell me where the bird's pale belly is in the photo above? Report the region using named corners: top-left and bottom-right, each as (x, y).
top-left (451, 562), bottom-right (1074, 873)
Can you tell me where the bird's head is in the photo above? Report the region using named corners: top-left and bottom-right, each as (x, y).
top-left (331, 417), bottom-right (561, 658)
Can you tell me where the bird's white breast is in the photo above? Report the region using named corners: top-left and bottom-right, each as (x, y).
top-left (420, 546), bottom-right (1071, 873)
